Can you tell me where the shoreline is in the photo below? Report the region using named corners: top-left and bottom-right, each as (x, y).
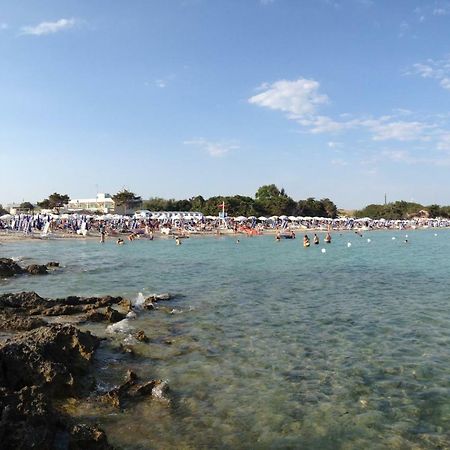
top-left (0, 226), bottom-right (444, 244)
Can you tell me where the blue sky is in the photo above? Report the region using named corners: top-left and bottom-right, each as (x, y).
top-left (1, 0), bottom-right (450, 209)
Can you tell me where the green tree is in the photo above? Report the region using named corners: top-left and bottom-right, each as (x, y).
top-left (254, 184), bottom-right (295, 216)
top-left (20, 202), bottom-right (35, 212)
top-left (112, 189), bottom-right (142, 213)
top-left (37, 193), bottom-right (70, 210)
top-left (0, 204), bottom-right (8, 215)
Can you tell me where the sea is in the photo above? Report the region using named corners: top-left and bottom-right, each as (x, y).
top-left (1, 230), bottom-right (449, 449)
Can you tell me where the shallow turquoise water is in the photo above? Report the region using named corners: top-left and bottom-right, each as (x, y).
top-left (1, 230), bottom-right (450, 449)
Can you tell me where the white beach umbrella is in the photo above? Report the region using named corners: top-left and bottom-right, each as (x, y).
top-left (279, 215), bottom-right (288, 220)
top-left (288, 216), bottom-right (297, 221)
top-left (269, 216), bottom-right (279, 221)
top-left (234, 216), bottom-right (247, 221)
top-left (258, 216), bottom-right (268, 221)
top-left (0, 214), bottom-right (11, 219)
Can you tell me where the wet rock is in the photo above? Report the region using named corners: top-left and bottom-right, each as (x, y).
top-left (0, 258), bottom-right (24, 278)
top-left (46, 261), bottom-right (60, 268)
top-left (133, 330), bottom-right (149, 343)
top-left (118, 298), bottom-right (132, 312)
top-left (100, 371), bottom-right (170, 408)
top-left (25, 264), bottom-right (48, 275)
top-left (68, 423), bottom-right (112, 449)
top-left (105, 307), bottom-right (126, 323)
top-left (146, 293), bottom-right (172, 303)
top-left (143, 300), bottom-right (155, 310)
top-left (151, 380), bottom-right (170, 401)
top-left (85, 307), bottom-right (126, 324)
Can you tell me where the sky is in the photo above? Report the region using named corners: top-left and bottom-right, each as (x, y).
top-left (1, 0), bottom-right (450, 209)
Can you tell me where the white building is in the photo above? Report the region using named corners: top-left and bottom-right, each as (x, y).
top-left (68, 193), bottom-right (115, 213)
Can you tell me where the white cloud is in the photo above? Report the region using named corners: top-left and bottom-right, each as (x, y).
top-left (183, 138), bottom-right (239, 157)
top-left (368, 120), bottom-right (429, 141)
top-left (437, 133), bottom-right (450, 151)
top-left (155, 79), bottom-right (167, 88)
top-left (0, 23), bottom-right (8, 30)
top-left (248, 78), bottom-right (328, 118)
top-left (409, 57), bottom-right (450, 91)
top-left (20, 18), bottom-right (77, 36)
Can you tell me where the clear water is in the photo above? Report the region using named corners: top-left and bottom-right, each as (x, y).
top-left (1, 231), bottom-right (450, 449)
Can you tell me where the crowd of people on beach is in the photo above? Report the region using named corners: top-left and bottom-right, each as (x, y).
top-left (1, 211), bottom-right (450, 239)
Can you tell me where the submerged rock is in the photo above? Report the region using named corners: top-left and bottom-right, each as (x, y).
top-left (100, 370), bottom-right (170, 408)
top-left (25, 264), bottom-right (48, 275)
top-left (133, 330), bottom-right (149, 343)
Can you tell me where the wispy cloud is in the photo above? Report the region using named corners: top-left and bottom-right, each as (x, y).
top-left (20, 18), bottom-right (77, 36)
top-left (408, 57), bottom-right (450, 91)
top-left (183, 138), bottom-right (239, 157)
top-left (249, 75), bottom-right (450, 168)
top-left (0, 23), bottom-right (8, 30)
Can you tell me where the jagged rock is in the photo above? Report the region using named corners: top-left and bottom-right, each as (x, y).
top-left (151, 380), bottom-right (170, 401)
top-left (146, 293), bottom-right (172, 303)
top-left (0, 312), bottom-right (46, 331)
top-left (85, 307), bottom-right (125, 324)
top-left (68, 424), bottom-right (112, 449)
top-left (105, 307), bottom-right (126, 323)
top-left (99, 371), bottom-right (170, 408)
top-left (118, 298), bottom-right (132, 312)
top-left (0, 324), bottom-right (99, 396)
top-left (46, 261), bottom-right (60, 268)
top-left (0, 292), bottom-right (47, 310)
top-left (25, 264), bottom-right (48, 275)
top-left (143, 300), bottom-right (155, 310)
top-left (0, 258), bottom-right (24, 278)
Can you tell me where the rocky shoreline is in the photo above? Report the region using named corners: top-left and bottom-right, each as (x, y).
top-left (0, 289), bottom-right (174, 449)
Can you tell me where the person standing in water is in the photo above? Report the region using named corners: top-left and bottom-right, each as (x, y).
top-left (176, 237), bottom-right (182, 245)
top-left (303, 235), bottom-right (310, 247)
top-left (325, 232), bottom-right (332, 244)
top-left (313, 233), bottom-right (319, 245)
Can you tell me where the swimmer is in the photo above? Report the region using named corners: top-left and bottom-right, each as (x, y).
top-left (236, 239), bottom-right (240, 244)
top-left (303, 235), bottom-right (310, 247)
top-left (116, 238), bottom-right (124, 245)
top-left (175, 237), bottom-right (182, 246)
top-left (276, 232), bottom-right (281, 242)
top-left (324, 232), bottom-right (331, 244)
top-left (100, 230), bottom-right (105, 243)
top-left (313, 233), bottom-right (319, 245)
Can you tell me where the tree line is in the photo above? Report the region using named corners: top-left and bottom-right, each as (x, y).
top-left (4, 188), bottom-right (450, 220)
top-left (353, 201), bottom-right (450, 220)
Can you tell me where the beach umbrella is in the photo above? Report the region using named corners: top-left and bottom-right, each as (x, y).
top-left (0, 214), bottom-right (12, 219)
top-left (234, 216), bottom-right (247, 221)
top-left (248, 216), bottom-right (256, 219)
top-left (288, 216), bottom-right (297, 221)
top-left (269, 216), bottom-right (278, 221)
top-left (279, 215), bottom-right (288, 220)
top-left (258, 216), bottom-right (268, 221)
